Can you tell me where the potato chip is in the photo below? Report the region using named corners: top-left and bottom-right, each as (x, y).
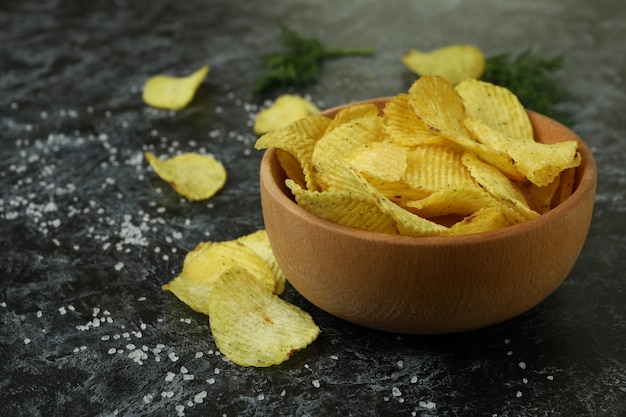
top-left (145, 152), bottom-right (226, 201)
top-left (286, 179), bottom-right (398, 234)
top-left (253, 94), bottom-right (321, 135)
top-left (456, 78), bottom-right (534, 142)
top-left (402, 144), bottom-right (475, 193)
top-left (325, 103), bottom-right (381, 133)
top-left (208, 266), bottom-right (320, 367)
top-left (343, 141), bottom-right (408, 184)
top-left (312, 115), bottom-right (384, 189)
top-left (461, 152), bottom-right (539, 220)
top-left (142, 65), bottom-right (209, 110)
top-left (144, 153), bottom-right (223, 194)
top-left (464, 116), bottom-right (581, 186)
top-left (162, 240), bottom-right (276, 314)
top-left (408, 75), bottom-right (469, 138)
top-left (405, 185), bottom-right (495, 218)
top-left (236, 229), bottom-right (286, 294)
top-left (255, 116), bottom-right (331, 191)
top-left (444, 206), bottom-right (511, 236)
top-left (402, 44), bottom-right (485, 85)
top-left (383, 94), bottom-right (453, 147)
top-left (350, 168), bottom-right (447, 237)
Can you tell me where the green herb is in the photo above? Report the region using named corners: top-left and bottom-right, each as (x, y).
top-left (253, 23), bottom-right (375, 94)
top-left (482, 49), bottom-right (574, 124)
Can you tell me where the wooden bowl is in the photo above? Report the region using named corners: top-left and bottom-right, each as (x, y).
top-left (259, 98), bottom-right (597, 334)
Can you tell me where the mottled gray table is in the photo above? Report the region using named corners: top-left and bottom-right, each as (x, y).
top-left (1, 1), bottom-right (624, 416)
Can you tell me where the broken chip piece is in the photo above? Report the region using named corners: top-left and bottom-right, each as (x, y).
top-left (208, 266), bottom-right (320, 367)
top-left (142, 65), bottom-right (209, 110)
top-left (145, 152), bottom-right (226, 201)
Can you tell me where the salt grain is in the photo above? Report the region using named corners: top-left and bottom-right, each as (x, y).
top-left (24, 338), bottom-right (31, 345)
top-left (516, 391), bottom-right (523, 398)
top-left (519, 362), bottom-right (526, 370)
top-left (312, 379), bottom-right (320, 388)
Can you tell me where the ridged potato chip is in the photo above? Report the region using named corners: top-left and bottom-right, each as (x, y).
top-left (236, 229), bottom-right (286, 295)
top-left (145, 152), bottom-right (226, 201)
top-left (142, 65), bottom-right (209, 110)
top-left (405, 185), bottom-right (494, 218)
top-left (464, 116), bottom-right (581, 186)
top-left (402, 144), bottom-right (475, 192)
top-left (343, 141), bottom-right (408, 184)
top-left (253, 94), bottom-right (320, 135)
top-left (383, 94), bottom-right (451, 147)
top-left (162, 239), bottom-right (276, 314)
top-left (456, 78), bottom-right (534, 142)
top-left (209, 267), bottom-right (320, 367)
top-left (444, 206), bottom-right (511, 236)
top-left (402, 44), bottom-right (485, 85)
top-left (461, 152), bottom-right (539, 221)
top-left (255, 116), bottom-right (331, 191)
top-left (351, 168), bottom-right (447, 237)
top-left (312, 115), bottom-right (384, 190)
top-left (287, 179), bottom-right (398, 234)
top-left (325, 103), bottom-right (381, 133)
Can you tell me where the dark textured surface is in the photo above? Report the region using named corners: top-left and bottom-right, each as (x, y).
top-left (1, 1), bottom-right (625, 416)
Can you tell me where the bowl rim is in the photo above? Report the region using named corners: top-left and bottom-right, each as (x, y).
top-left (260, 97), bottom-right (598, 248)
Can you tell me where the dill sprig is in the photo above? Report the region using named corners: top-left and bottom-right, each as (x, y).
top-left (482, 49), bottom-right (574, 124)
top-left (253, 23), bottom-right (375, 94)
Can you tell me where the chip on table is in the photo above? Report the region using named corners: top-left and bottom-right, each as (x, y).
top-left (145, 152), bottom-right (226, 201)
top-left (142, 65), bottom-right (209, 110)
top-left (255, 75), bottom-right (582, 237)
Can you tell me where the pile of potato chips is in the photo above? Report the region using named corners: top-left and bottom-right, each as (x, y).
top-left (163, 230), bottom-right (320, 367)
top-left (255, 75), bottom-right (581, 236)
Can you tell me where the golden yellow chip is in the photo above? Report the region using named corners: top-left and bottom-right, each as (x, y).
top-left (518, 176), bottom-right (561, 214)
top-left (405, 185), bottom-right (495, 218)
top-left (255, 116), bottom-right (331, 191)
top-left (343, 141), bottom-right (408, 184)
top-left (350, 169), bottom-right (447, 237)
top-left (402, 44), bottom-right (485, 85)
top-left (408, 75), bottom-right (470, 138)
top-left (445, 206), bottom-right (511, 236)
top-left (456, 78), bottom-right (534, 142)
top-left (236, 229), bottom-right (286, 295)
top-left (461, 152), bottom-right (539, 221)
top-left (311, 115), bottom-right (384, 189)
top-left (208, 266), bottom-right (320, 367)
top-left (464, 117), bottom-right (581, 186)
top-left (325, 103), bottom-right (381, 133)
top-left (286, 179), bottom-right (398, 234)
top-left (145, 152), bottom-right (226, 201)
top-left (383, 94), bottom-right (452, 147)
top-left (162, 240), bottom-right (276, 315)
top-left (373, 181), bottom-right (432, 207)
top-left (142, 65), bottom-right (209, 110)
top-left (253, 94), bottom-right (320, 135)
top-left (402, 144), bottom-right (475, 193)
